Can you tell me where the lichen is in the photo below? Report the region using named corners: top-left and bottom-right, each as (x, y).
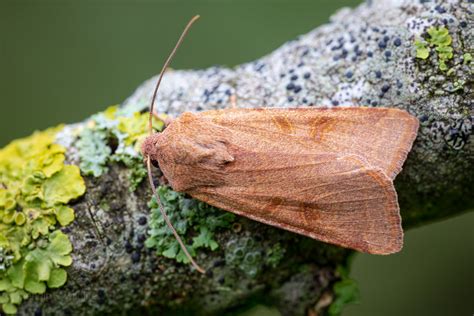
top-left (76, 126), bottom-right (111, 177)
top-left (415, 26), bottom-right (455, 71)
top-left (463, 53), bottom-right (472, 65)
top-left (76, 106), bottom-right (165, 191)
top-left (327, 265), bottom-right (359, 316)
top-left (145, 186), bottom-right (236, 264)
top-left (224, 236), bottom-right (286, 278)
top-left (0, 127), bottom-right (86, 314)
top-left (264, 242), bottom-right (285, 268)
top-left (415, 40), bottom-right (429, 59)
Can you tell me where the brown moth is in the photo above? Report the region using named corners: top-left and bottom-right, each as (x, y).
top-left (142, 16), bottom-right (419, 273)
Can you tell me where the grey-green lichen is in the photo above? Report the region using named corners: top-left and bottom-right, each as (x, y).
top-left (145, 186), bottom-right (236, 264)
top-left (145, 186), bottom-right (288, 278)
top-left (76, 127), bottom-right (111, 177)
top-left (76, 106), bottom-right (165, 191)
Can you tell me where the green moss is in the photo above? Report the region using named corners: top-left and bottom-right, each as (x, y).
top-left (77, 106), bottom-right (165, 191)
top-left (0, 127), bottom-right (85, 314)
top-left (145, 186), bottom-right (235, 264)
top-left (327, 265), bottom-right (359, 316)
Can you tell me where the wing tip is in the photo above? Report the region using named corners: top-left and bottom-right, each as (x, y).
top-left (385, 109), bottom-right (420, 179)
top-left (363, 220), bottom-right (404, 255)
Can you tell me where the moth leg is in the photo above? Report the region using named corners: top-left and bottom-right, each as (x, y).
top-left (152, 112), bottom-right (174, 127)
top-left (229, 94), bottom-right (237, 109)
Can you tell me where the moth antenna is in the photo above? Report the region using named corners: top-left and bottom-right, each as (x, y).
top-left (147, 158), bottom-right (205, 274)
top-left (148, 14), bottom-right (200, 135)
top-left (145, 15), bottom-right (205, 274)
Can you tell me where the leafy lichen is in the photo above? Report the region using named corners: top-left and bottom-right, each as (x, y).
top-left (463, 53), bottom-right (472, 65)
top-left (327, 265), bottom-right (359, 316)
top-left (414, 24), bottom-right (472, 97)
top-left (415, 40), bottom-right (429, 59)
top-left (0, 127), bottom-right (86, 314)
top-left (76, 126), bottom-right (111, 177)
top-left (415, 26), bottom-right (454, 71)
top-left (76, 106), bottom-right (165, 191)
top-left (145, 186), bottom-right (236, 264)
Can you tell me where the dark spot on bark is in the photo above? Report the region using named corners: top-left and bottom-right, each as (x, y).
top-left (138, 216), bottom-right (147, 225)
top-left (125, 241), bottom-right (133, 253)
top-left (213, 259), bottom-right (226, 268)
top-left (381, 84), bottom-right (391, 93)
top-left (435, 5), bottom-right (446, 13)
top-left (137, 234), bottom-right (146, 243)
top-left (131, 251), bottom-right (141, 263)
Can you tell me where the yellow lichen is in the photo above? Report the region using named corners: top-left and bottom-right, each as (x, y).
top-left (0, 126), bottom-right (86, 314)
top-left (117, 112), bottom-right (166, 151)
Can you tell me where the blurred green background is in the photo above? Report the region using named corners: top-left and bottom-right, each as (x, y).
top-left (1, 1), bottom-right (472, 315)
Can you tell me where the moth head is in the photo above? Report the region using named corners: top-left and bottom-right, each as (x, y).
top-left (151, 113), bottom-right (233, 191)
top-left (141, 134), bottom-right (161, 168)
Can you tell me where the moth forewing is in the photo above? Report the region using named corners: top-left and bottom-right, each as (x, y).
top-left (199, 107), bottom-right (419, 179)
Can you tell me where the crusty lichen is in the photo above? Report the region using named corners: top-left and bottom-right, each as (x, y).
top-left (0, 127), bottom-right (85, 314)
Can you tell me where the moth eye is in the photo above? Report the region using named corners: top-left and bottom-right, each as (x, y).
top-left (151, 159), bottom-right (160, 168)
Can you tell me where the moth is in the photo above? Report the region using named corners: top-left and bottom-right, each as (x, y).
top-left (142, 16), bottom-right (419, 273)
